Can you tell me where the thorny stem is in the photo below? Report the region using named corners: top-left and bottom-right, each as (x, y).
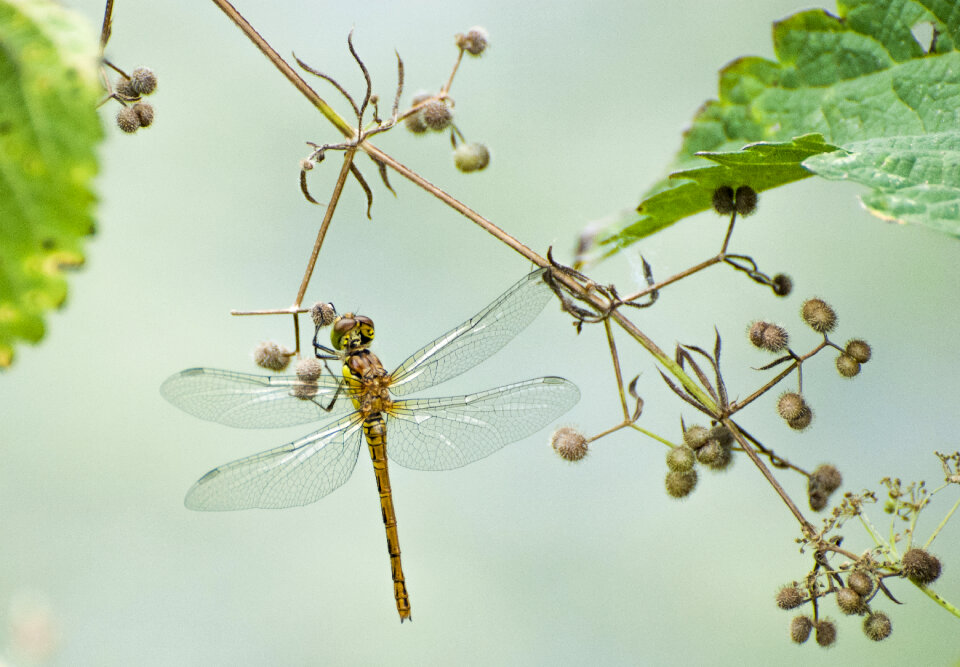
top-left (604, 319), bottom-right (630, 419)
top-left (926, 494), bottom-right (960, 548)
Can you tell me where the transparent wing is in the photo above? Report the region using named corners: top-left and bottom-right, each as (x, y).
top-left (161, 367), bottom-right (352, 429)
top-left (185, 413), bottom-right (365, 510)
top-left (385, 377), bottom-right (580, 470)
top-left (389, 268), bottom-right (554, 397)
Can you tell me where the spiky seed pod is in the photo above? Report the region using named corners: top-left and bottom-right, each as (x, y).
top-left (836, 353), bottom-right (861, 378)
top-left (132, 102), bottom-right (154, 127)
top-left (747, 321), bottom-right (789, 352)
top-left (454, 143), bottom-right (491, 173)
top-left (708, 425), bottom-right (733, 446)
top-left (777, 392), bottom-right (807, 421)
top-left (790, 615), bottom-right (813, 644)
top-left (551, 426), bottom-right (588, 462)
top-left (835, 587), bottom-right (866, 615)
top-left (310, 301), bottom-right (337, 328)
top-left (665, 469), bottom-right (698, 498)
top-left (696, 440), bottom-right (732, 470)
top-left (776, 585), bottom-right (804, 610)
top-left (295, 358), bottom-right (324, 383)
top-left (788, 408), bottom-right (813, 431)
top-left (808, 488), bottom-right (829, 512)
top-left (847, 571), bottom-right (873, 597)
top-left (801, 298), bottom-right (837, 333)
top-left (116, 76), bottom-right (137, 98)
top-left (814, 618), bottom-right (837, 647)
top-left (666, 445), bottom-right (696, 472)
top-left (712, 186), bottom-right (735, 214)
top-left (845, 339), bottom-right (872, 363)
top-left (811, 464), bottom-right (842, 493)
top-left (863, 611), bottom-right (892, 641)
top-left (421, 101), bottom-right (452, 130)
top-left (682, 425), bottom-right (710, 450)
top-left (404, 112), bottom-right (428, 134)
top-left (734, 185), bottom-right (758, 216)
top-left (901, 548), bottom-right (942, 584)
top-left (290, 381), bottom-right (319, 400)
top-left (253, 341), bottom-right (293, 372)
top-left (771, 273), bottom-right (793, 297)
top-left (129, 66), bottom-right (157, 95)
top-left (456, 26), bottom-right (489, 55)
top-left (116, 106), bottom-right (140, 133)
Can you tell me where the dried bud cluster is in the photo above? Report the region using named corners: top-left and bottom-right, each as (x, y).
top-left (253, 341), bottom-right (293, 372)
top-left (748, 320), bottom-right (789, 352)
top-left (550, 426), bottom-right (588, 462)
top-left (901, 548), bottom-right (942, 584)
top-left (115, 67), bottom-right (158, 134)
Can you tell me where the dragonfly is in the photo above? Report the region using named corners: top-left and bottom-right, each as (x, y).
top-left (160, 268), bottom-right (580, 622)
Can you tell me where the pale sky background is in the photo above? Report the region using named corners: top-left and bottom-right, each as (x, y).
top-left (2, 1), bottom-right (959, 665)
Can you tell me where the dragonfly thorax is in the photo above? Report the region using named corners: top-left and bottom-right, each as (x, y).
top-left (331, 313), bottom-right (375, 351)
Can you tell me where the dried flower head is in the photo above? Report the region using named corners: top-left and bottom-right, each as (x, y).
top-left (808, 488), bottom-right (828, 512)
top-left (863, 611), bottom-right (892, 641)
top-left (801, 298), bottom-right (837, 333)
top-left (129, 67), bottom-right (158, 95)
top-left (790, 615), bottom-right (813, 644)
top-left (901, 548), bottom-right (942, 584)
top-left (456, 26), bottom-right (489, 55)
top-left (290, 381), bottom-right (320, 400)
top-left (551, 426), bottom-right (588, 462)
top-left (253, 341), bottom-right (293, 372)
top-left (665, 469), bottom-right (698, 498)
top-left (696, 440), bottom-right (732, 470)
top-left (682, 425), bottom-right (710, 450)
top-left (845, 339), bottom-right (872, 363)
top-left (666, 445), bottom-right (696, 472)
top-left (776, 585), bottom-right (804, 610)
top-left (116, 76), bottom-right (136, 98)
top-left (116, 106), bottom-right (140, 133)
top-left (422, 100), bottom-right (453, 130)
top-left (310, 301), bottom-right (337, 328)
top-left (788, 408), bottom-right (813, 432)
top-left (811, 464), bottom-right (842, 494)
top-left (295, 358), bottom-right (324, 383)
top-left (454, 143), bottom-right (491, 172)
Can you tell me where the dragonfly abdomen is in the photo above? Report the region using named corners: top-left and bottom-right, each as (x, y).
top-left (363, 413), bottom-right (412, 622)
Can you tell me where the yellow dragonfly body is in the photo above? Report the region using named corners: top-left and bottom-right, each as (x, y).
top-left (161, 269), bottom-right (579, 620)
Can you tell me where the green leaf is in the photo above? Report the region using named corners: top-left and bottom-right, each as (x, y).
top-left (0, 0), bottom-right (102, 368)
top-left (601, 0), bottom-right (960, 253)
top-left (803, 133), bottom-right (960, 236)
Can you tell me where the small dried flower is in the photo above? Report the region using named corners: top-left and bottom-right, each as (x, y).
top-left (551, 426), bottom-right (588, 462)
top-left (790, 615), bottom-right (813, 644)
top-left (901, 548), bottom-right (942, 584)
top-left (801, 298), bottom-right (837, 333)
top-left (863, 611), bottom-right (892, 641)
top-left (665, 469), bottom-right (698, 498)
top-left (253, 341), bottom-right (293, 372)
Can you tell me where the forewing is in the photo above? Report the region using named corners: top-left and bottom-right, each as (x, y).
top-left (389, 269), bottom-right (553, 397)
top-left (385, 377), bottom-right (580, 470)
top-left (184, 413), bottom-right (365, 510)
top-left (161, 367), bottom-right (351, 429)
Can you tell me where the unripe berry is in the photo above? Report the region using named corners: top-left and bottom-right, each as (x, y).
top-left (777, 392), bottom-right (807, 421)
top-left (901, 547), bottom-right (942, 584)
top-left (422, 100), bottom-right (452, 130)
top-left (810, 464), bottom-right (842, 493)
top-left (712, 186), bottom-right (735, 214)
top-left (455, 26), bottom-right (489, 55)
top-left (789, 615), bottom-right (813, 643)
top-left (835, 587), bottom-right (865, 615)
top-left (776, 585), bottom-right (804, 610)
top-left (132, 102), bottom-right (154, 127)
top-left (666, 445), bottom-right (696, 472)
top-left (801, 298), bottom-right (837, 333)
top-left (734, 185), bottom-right (758, 215)
top-left (814, 618), bottom-right (837, 647)
top-left (129, 66), bottom-right (157, 95)
top-left (295, 357), bottom-right (324, 383)
top-left (682, 425), bottom-right (710, 450)
top-left (847, 571), bottom-right (873, 597)
top-left (551, 426), bottom-right (588, 462)
top-left (863, 611), bottom-right (892, 641)
top-left (253, 341), bottom-right (293, 372)
top-left (836, 353), bottom-right (861, 378)
top-left (116, 106), bottom-right (140, 133)
top-left (748, 321), bottom-right (788, 352)
top-left (454, 142), bottom-right (491, 172)
top-left (771, 273), bottom-right (792, 296)
top-left (665, 469), bottom-right (698, 498)
top-left (845, 339), bottom-right (872, 363)
top-left (310, 301), bottom-right (337, 327)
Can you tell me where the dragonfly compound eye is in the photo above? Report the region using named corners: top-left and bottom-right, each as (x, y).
top-left (331, 316), bottom-right (356, 350)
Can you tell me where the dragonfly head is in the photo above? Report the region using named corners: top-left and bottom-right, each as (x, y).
top-left (331, 313), bottom-right (375, 351)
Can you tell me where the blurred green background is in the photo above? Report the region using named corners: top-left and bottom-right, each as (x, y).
top-left (2, 0), bottom-right (959, 664)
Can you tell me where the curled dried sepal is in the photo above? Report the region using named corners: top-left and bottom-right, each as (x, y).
top-left (551, 426), bottom-right (588, 462)
top-left (253, 341), bottom-right (293, 372)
